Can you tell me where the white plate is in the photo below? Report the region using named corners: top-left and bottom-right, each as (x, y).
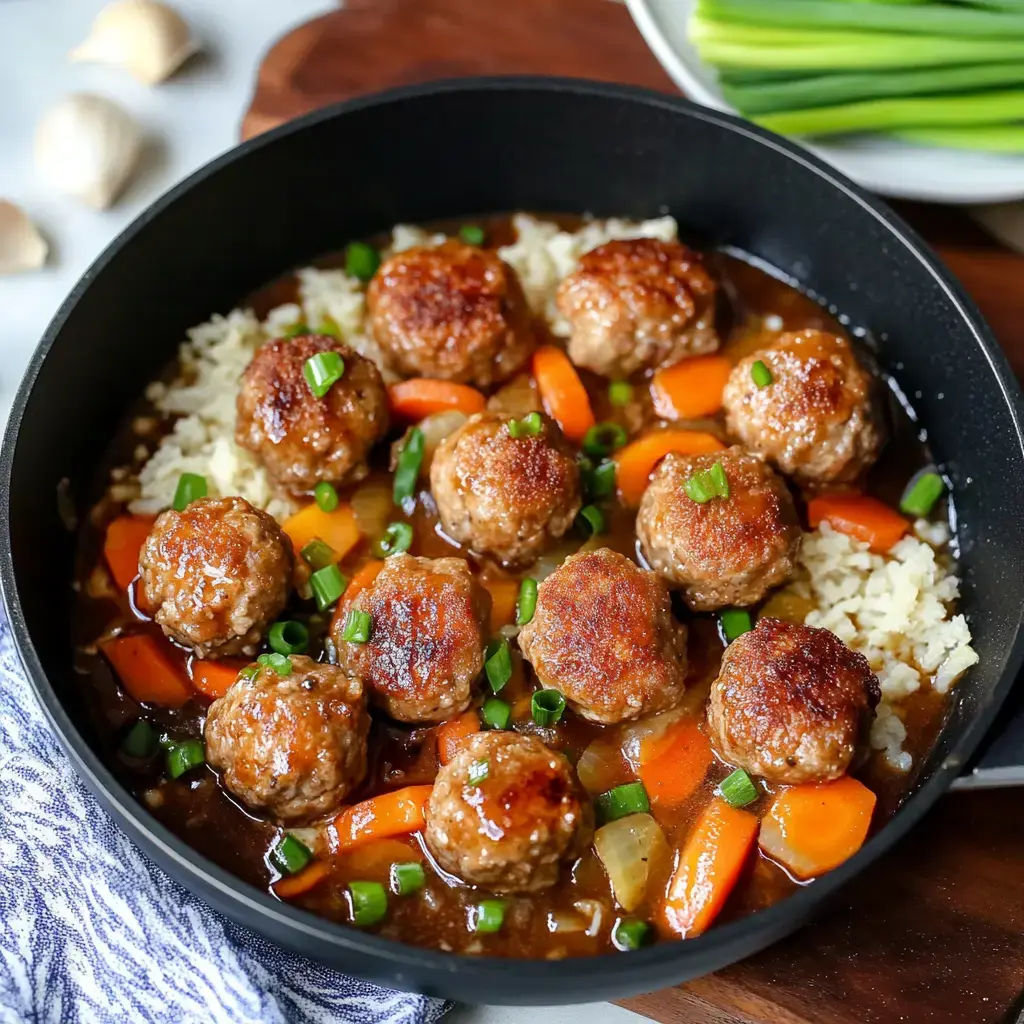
top-left (626, 0), bottom-right (1024, 204)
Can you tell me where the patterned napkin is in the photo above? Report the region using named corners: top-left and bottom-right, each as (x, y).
top-left (0, 609), bottom-right (448, 1024)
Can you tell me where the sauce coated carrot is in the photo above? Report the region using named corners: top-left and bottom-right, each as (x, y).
top-left (190, 658), bottom-right (246, 699)
top-left (482, 578), bottom-right (519, 632)
top-left (651, 355), bottom-right (733, 421)
top-left (330, 785), bottom-right (434, 854)
top-left (282, 503), bottom-right (361, 562)
top-left (101, 633), bottom-right (193, 707)
top-left (637, 718), bottom-right (714, 808)
top-left (614, 430), bottom-right (726, 505)
top-left (273, 861), bottom-right (332, 900)
top-left (532, 345), bottom-right (595, 443)
top-left (388, 379), bottom-right (486, 421)
top-left (103, 515), bottom-right (155, 592)
top-left (436, 711), bottom-right (480, 766)
top-left (807, 494), bottom-right (909, 553)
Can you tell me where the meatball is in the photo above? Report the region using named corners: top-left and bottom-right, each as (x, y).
top-left (555, 238), bottom-right (718, 378)
top-left (722, 329), bottom-right (885, 484)
top-left (236, 333), bottom-right (389, 494)
top-left (367, 240), bottom-right (534, 386)
top-left (425, 732), bottom-right (592, 893)
top-left (518, 548), bottom-right (687, 725)
top-left (334, 554), bottom-right (490, 723)
top-left (205, 656), bottom-right (369, 824)
top-left (138, 496), bottom-right (293, 658)
top-left (429, 411), bottom-right (582, 567)
top-left (708, 617), bottom-right (880, 784)
top-left (636, 447), bottom-right (801, 611)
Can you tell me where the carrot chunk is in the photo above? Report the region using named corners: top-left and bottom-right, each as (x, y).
top-left (101, 633), bottom-right (193, 707)
top-left (482, 578), bottom-right (519, 632)
top-left (436, 711), bottom-right (480, 766)
top-left (330, 785), bottom-right (434, 854)
top-left (103, 515), bottom-right (155, 592)
top-left (758, 776), bottom-right (877, 880)
top-left (329, 559), bottom-right (384, 634)
top-left (190, 658), bottom-right (247, 699)
top-left (614, 430), bottom-right (726, 506)
top-left (388, 379), bottom-right (486, 421)
top-left (281, 502), bottom-right (361, 562)
top-left (637, 718), bottom-right (714, 808)
top-left (651, 355), bottom-right (733, 421)
top-left (660, 797), bottom-right (759, 938)
top-left (532, 345), bottom-right (595, 442)
top-left (807, 494), bottom-right (909, 553)
top-left (273, 861), bottom-right (332, 900)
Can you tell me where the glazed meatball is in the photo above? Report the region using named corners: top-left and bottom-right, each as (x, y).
top-left (425, 732), bottom-right (592, 893)
top-left (430, 411), bottom-right (582, 567)
top-left (636, 447), bottom-right (801, 611)
top-left (518, 548), bottom-right (687, 725)
top-left (236, 334), bottom-right (389, 494)
top-left (138, 496), bottom-right (293, 658)
top-left (334, 554), bottom-right (491, 724)
top-left (367, 240), bottom-right (534, 386)
top-left (722, 329), bottom-right (885, 484)
top-left (555, 238), bottom-right (718, 378)
top-left (205, 656), bottom-right (369, 824)
top-left (708, 617), bottom-right (880, 784)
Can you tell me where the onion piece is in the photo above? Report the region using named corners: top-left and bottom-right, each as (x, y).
top-left (594, 813), bottom-right (671, 912)
top-left (576, 735), bottom-right (626, 795)
top-left (350, 477), bottom-right (393, 540)
top-left (419, 410), bottom-right (468, 467)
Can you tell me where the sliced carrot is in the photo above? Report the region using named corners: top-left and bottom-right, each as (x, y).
top-left (101, 633), bottom-right (193, 707)
top-left (330, 785), bottom-right (434, 854)
top-left (651, 355), bottom-right (733, 421)
top-left (281, 502), bottom-right (361, 562)
top-left (341, 838), bottom-right (421, 879)
top-left (660, 797), bottom-right (759, 939)
top-left (103, 515), bottom-right (156, 592)
top-left (436, 710), bottom-right (480, 766)
top-left (532, 345), bottom-right (595, 443)
top-left (638, 718), bottom-right (714, 808)
top-left (758, 776), bottom-right (877, 881)
top-left (330, 559), bottom-right (385, 634)
top-left (190, 658), bottom-right (247, 700)
top-left (807, 494), bottom-right (909, 553)
top-left (614, 430), bottom-right (726, 506)
top-left (388, 379), bottom-right (486, 421)
top-left (482, 578), bottom-right (519, 632)
top-left (273, 860), bottom-right (332, 900)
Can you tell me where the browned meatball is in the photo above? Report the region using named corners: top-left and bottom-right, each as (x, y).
top-left (138, 496), bottom-right (293, 658)
top-left (334, 554), bottom-right (491, 723)
top-left (518, 548), bottom-right (686, 724)
top-left (636, 447), bottom-right (801, 611)
top-left (555, 238), bottom-right (718, 378)
top-left (367, 240), bottom-right (534, 386)
top-left (708, 617), bottom-right (880, 784)
top-left (205, 656), bottom-right (369, 824)
top-left (235, 334), bottom-right (389, 495)
top-left (722, 329), bottom-right (885, 484)
top-left (429, 411), bottom-right (582, 567)
top-left (425, 732), bottom-right (592, 893)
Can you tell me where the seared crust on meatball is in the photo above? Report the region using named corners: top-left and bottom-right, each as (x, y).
top-left (430, 411), bottom-right (582, 567)
top-left (555, 238), bottom-right (718, 378)
top-left (334, 554), bottom-right (491, 724)
top-left (708, 618), bottom-right (880, 784)
top-left (518, 548), bottom-right (687, 724)
top-left (722, 330), bottom-right (885, 484)
top-left (235, 334), bottom-right (389, 495)
top-left (205, 656), bottom-right (369, 824)
top-left (367, 241), bottom-right (534, 386)
top-left (425, 732), bottom-right (592, 893)
top-left (636, 447), bottom-right (801, 611)
top-left (138, 496), bottom-right (293, 658)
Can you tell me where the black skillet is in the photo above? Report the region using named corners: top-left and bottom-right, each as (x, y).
top-left (3, 79), bottom-right (1024, 1004)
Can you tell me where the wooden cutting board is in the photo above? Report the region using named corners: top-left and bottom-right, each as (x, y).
top-left (242, 4), bottom-right (1024, 1021)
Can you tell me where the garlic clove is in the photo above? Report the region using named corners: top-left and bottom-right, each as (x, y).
top-left (0, 201), bottom-right (48, 274)
top-left (35, 93), bottom-right (143, 210)
top-left (70, 0), bottom-right (199, 86)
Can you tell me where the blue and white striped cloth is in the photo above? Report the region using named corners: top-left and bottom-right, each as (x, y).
top-left (0, 609), bottom-right (447, 1024)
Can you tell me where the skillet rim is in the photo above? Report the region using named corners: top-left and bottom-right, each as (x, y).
top-left (3, 76), bottom-right (1024, 1001)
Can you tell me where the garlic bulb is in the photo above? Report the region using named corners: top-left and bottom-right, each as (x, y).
top-left (0, 201), bottom-right (48, 274)
top-left (71, 0), bottom-right (198, 85)
top-left (35, 94), bottom-right (142, 210)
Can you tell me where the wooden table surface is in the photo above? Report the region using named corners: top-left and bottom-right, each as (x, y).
top-left (242, 3), bottom-right (1024, 1020)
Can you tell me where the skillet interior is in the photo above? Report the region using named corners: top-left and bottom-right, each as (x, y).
top-left (2, 79), bottom-right (1023, 1003)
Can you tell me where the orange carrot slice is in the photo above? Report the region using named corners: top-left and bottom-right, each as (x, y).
top-left (614, 430), bottom-right (726, 505)
top-left (807, 494), bottom-right (909, 553)
top-left (330, 785), bottom-right (434, 854)
top-left (103, 515), bottom-right (155, 592)
top-left (532, 345), bottom-right (595, 443)
top-left (190, 658), bottom-right (247, 700)
top-left (273, 861), bottom-right (332, 900)
top-left (282, 503), bottom-right (361, 562)
top-left (651, 355), bottom-right (732, 421)
top-left (330, 559), bottom-right (385, 634)
top-left (436, 711), bottom-right (480, 766)
top-left (388, 379), bottom-right (486, 421)
top-left (101, 633), bottom-right (193, 707)
top-left (482, 578), bottom-right (519, 632)
top-left (638, 718), bottom-right (714, 808)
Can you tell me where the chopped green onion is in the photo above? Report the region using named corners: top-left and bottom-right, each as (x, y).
top-left (393, 427), bottom-right (425, 507)
top-left (751, 360), bottom-right (773, 388)
top-left (283, 321), bottom-right (311, 338)
top-left (580, 457), bottom-right (617, 501)
top-left (349, 880), bottom-right (388, 927)
top-left (481, 697), bottom-right (511, 730)
top-left (391, 861), bottom-right (426, 895)
top-left (166, 739), bottom-right (205, 780)
top-left (612, 918), bottom-right (651, 952)
top-left (531, 689), bottom-right (566, 727)
top-left (303, 351), bottom-right (345, 399)
top-left (719, 608), bottom-right (753, 645)
top-left (342, 608), bottom-right (372, 644)
top-left (345, 242), bottom-right (381, 282)
top-left (317, 315), bottom-right (341, 338)
top-left (684, 462), bottom-right (729, 503)
top-left (718, 768), bottom-right (759, 809)
top-left (595, 782), bottom-right (651, 825)
top-left (468, 758), bottom-right (490, 785)
top-left (373, 521), bottom-right (414, 558)
top-left (709, 461), bottom-right (730, 498)
top-left (257, 652), bottom-right (293, 676)
top-left (300, 539), bottom-right (336, 570)
top-left (582, 422), bottom-right (628, 458)
top-left (172, 472), bottom-right (207, 512)
top-left (516, 577), bottom-right (538, 626)
top-left (484, 637), bottom-right (513, 693)
top-left (458, 224), bottom-right (486, 246)
top-left (472, 899), bottom-right (506, 934)
top-left (314, 481), bottom-right (339, 512)
top-left (507, 411), bottom-right (543, 438)
top-left (120, 719), bottom-right (157, 758)
top-left (576, 504), bottom-right (605, 537)
top-left (608, 380), bottom-right (633, 407)
top-left (270, 833), bottom-right (313, 875)
top-left (238, 665), bottom-right (260, 681)
top-left (310, 563), bottom-right (347, 611)
top-left (900, 470), bottom-right (945, 518)
top-left (268, 620), bottom-right (309, 656)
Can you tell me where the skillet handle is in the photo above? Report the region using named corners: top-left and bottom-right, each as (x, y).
top-left (952, 677), bottom-right (1024, 789)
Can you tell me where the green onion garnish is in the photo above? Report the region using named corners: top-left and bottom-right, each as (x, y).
top-left (576, 504), bottom-right (605, 537)
top-left (342, 608), bottom-right (372, 644)
top-left (484, 637), bottom-right (512, 693)
top-left (239, 665), bottom-right (260, 681)
top-left (166, 739), bottom-right (205, 780)
top-left (472, 899), bottom-right (506, 934)
top-left (579, 456), bottom-right (616, 501)
top-left (900, 470), bottom-right (945, 518)
top-left (481, 697), bottom-right (511, 730)
top-left (349, 880), bottom-right (388, 927)
top-left (516, 577), bottom-right (538, 626)
top-left (172, 472), bottom-right (207, 512)
top-left (595, 781), bottom-right (651, 825)
top-left (268, 620), bottom-right (309, 656)
top-left (719, 608), bottom-right (753, 645)
top-left (458, 224), bottom-right (486, 246)
top-left (317, 315), bottom-right (342, 338)
top-left (345, 241), bottom-right (381, 282)
top-left (393, 427), bottom-right (425, 508)
top-left (582, 422), bottom-right (628, 459)
top-left (300, 539), bottom-right (336, 570)
top-left (270, 833), bottom-right (312, 875)
top-left (468, 758), bottom-right (490, 785)
top-left (718, 768), bottom-right (759, 809)
top-left (612, 918), bottom-right (651, 952)
top-left (303, 351), bottom-right (345, 399)
top-left (120, 719), bottom-right (157, 758)
top-left (684, 461), bottom-right (729, 503)
top-left (391, 861), bottom-right (426, 896)
top-left (310, 563), bottom-right (347, 611)
top-left (608, 380), bottom-right (633, 407)
top-left (507, 411), bottom-right (543, 439)
top-left (751, 360), bottom-right (773, 388)
top-left (373, 521), bottom-right (414, 558)
top-left (314, 481), bottom-right (339, 512)
top-left (283, 321), bottom-right (311, 339)
top-left (257, 652), bottom-right (293, 676)
top-left (531, 689), bottom-right (566, 727)
top-left (709, 461), bottom-right (730, 498)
